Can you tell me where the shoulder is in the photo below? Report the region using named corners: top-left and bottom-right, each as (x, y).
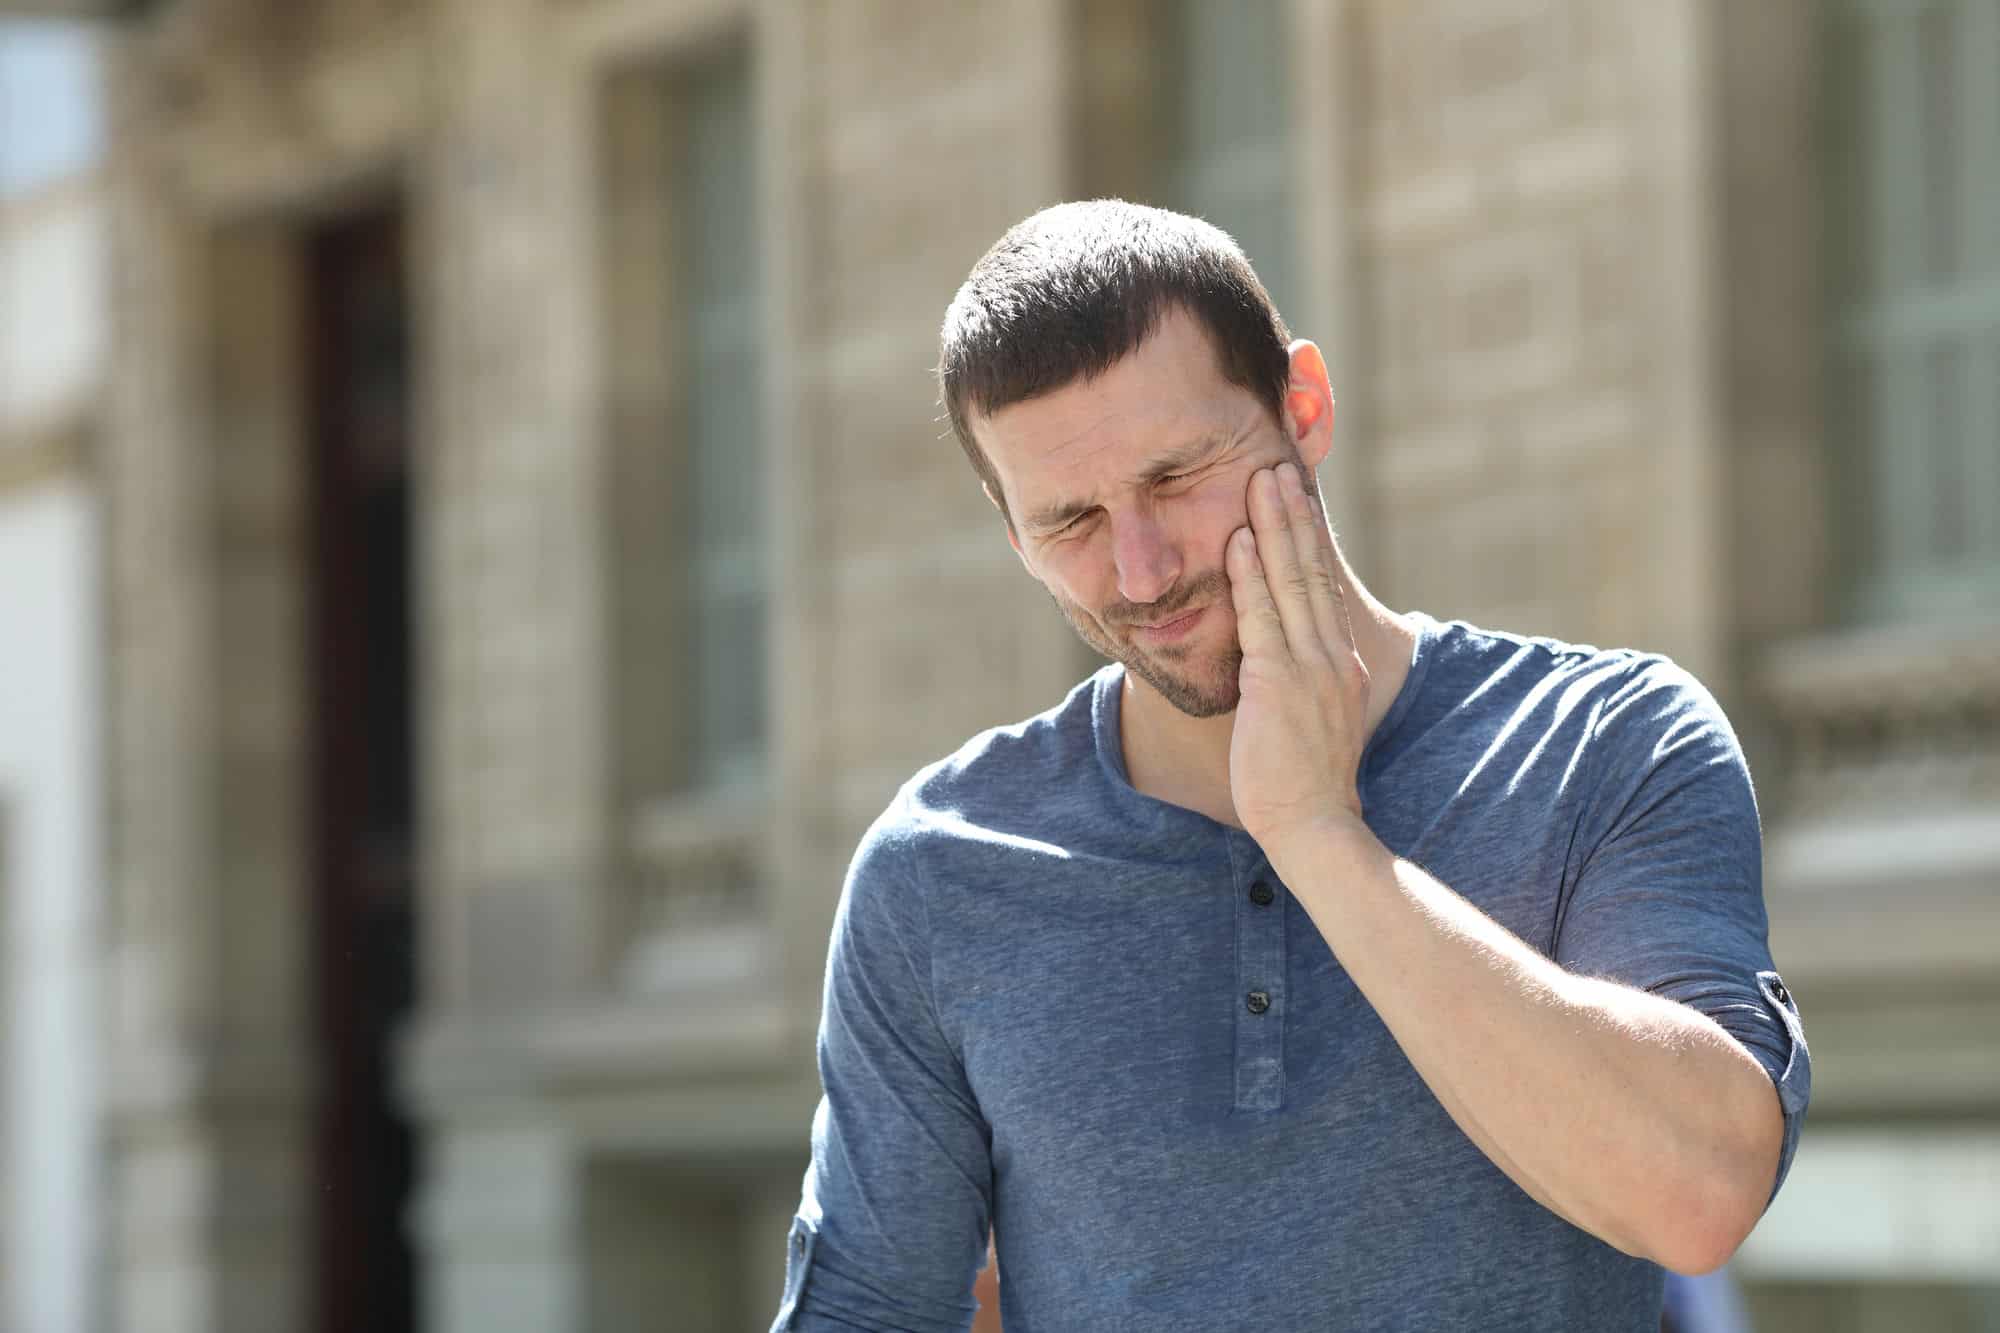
top-left (1396, 616), bottom-right (1750, 807)
top-left (1585, 652), bottom-right (1743, 767)
top-left (904, 668), bottom-right (1104, 831)
top-left (847, 669), bottom-right (1105, 887)
top-left (1430, 616), bottom-right (1732, 739)
top-left (1429, 616), bottom-right (1638, 688)
top-left (1446, 624), bottom-right (1756, 824)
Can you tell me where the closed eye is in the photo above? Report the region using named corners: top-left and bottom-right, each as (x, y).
top-left (1042, 463), bottom-right (1212, 539)
top-left (1049, 511), bottom-right (1096, 538)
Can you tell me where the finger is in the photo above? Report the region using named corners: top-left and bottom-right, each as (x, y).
top-left (1277, 461), bottom-right (1349, 658)
top-left (1300, 467), bottom-right (1364, 671)
top-left (1225, 524), bottom-right (1287, 662)
top-left (1247, 466), bottom-right (1324, 664)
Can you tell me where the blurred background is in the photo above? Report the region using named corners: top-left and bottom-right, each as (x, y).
top-left (0, 1), bottom-right (1995, 1331)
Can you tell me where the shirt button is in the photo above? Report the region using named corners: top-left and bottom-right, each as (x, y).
top-left (1246, 990), bottom-right (1271, 1015)
top-left (1771, 979), bottom-right (1791, 1005)
top-left (1248, 880), bottom-right (1276, 907)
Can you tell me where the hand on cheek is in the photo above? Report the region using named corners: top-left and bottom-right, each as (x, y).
top-left (1225, 463), bottom-right (1371, 849)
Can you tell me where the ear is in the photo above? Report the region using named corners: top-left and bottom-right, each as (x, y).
top-left (985, 482), bottom-right (1033, 572)
top-left (1283, 339), bottom-right (1337, 471)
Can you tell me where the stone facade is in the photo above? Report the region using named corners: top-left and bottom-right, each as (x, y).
top-left (76, 1), bottom-right (2000, 1331)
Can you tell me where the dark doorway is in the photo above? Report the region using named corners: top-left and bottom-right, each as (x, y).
top-left (306, 206), bottom-right (420, 1333)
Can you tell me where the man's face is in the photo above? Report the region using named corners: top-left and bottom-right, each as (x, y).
top-left (973, 308), bottom-right (1321, 718)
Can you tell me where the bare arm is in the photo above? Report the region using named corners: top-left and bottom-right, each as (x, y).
top-left (1266, 819), bottom-right (1782, 1272)
top-left (1226, 460), bottom-right (1781, 1273)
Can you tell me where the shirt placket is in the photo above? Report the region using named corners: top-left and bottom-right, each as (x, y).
top-left (1227, 830), bottom-right (1286, 1111)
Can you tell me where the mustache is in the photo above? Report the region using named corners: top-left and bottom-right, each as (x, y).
top-left (1102, 569), bottom-right (1231, 628)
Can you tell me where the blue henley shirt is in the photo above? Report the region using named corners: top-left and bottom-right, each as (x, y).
top-left (774, 612), bottom-right (1811, 1331)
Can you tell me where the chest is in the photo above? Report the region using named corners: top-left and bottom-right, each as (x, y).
top-left (932, 788), bottom-right (1587, 1145)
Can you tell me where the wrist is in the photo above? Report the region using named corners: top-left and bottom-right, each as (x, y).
top-left (1258, 811), bottom-right (1382, 882)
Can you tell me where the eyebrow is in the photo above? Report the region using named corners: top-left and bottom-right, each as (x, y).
top-left (1021, 432), bottom-right (1231, 534)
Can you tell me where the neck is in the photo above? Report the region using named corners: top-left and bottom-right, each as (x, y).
top-left (1118, 564), bottom-right (1416, 829)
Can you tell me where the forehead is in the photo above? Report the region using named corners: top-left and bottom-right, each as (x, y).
top-left (971, 308), bottom-right (1253, 515)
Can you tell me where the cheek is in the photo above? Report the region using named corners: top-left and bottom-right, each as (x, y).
top-left (1184, 484), bottom-right (1249, 568)
top-left (1039, 539), bottom-right (1113, 610)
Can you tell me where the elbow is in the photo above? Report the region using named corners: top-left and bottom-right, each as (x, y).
top-left (1593, 1167), bottom-right (1759, 1276)
top-left (1637, 1169), bottom-right (1759, 1275)
top-left (1652, 1212), bottom-right (1751, 1278)
top-left (1647, 1064), bottom-right (1787, 1275)
top-left (1647, 1125), bottom-right (1782, 1276)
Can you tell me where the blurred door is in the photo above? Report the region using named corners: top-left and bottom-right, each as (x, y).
top-left (306, 206), bottom-right (419, 1333)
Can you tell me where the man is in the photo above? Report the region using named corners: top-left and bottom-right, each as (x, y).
top-left (771, 201), bottom-right (1809, 1331)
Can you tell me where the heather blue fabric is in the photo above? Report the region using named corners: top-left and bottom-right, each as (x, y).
top-left (773, 613), bottom-right (1810, 1332)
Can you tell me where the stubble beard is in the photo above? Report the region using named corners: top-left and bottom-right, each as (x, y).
top-left (1051, 569), bottom-right (1242, 719)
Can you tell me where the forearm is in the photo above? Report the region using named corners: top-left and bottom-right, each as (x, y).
top-left (1267, 819), bottom-right (1783, 1273)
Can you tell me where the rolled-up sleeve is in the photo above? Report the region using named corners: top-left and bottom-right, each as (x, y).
top-left (1553, 660), bottom-right (1812, 1208)
top-left (772, 811), bottom-right (993, 1332)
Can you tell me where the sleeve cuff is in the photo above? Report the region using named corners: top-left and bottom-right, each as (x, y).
top-left (770, 1215), bottom-right (818, 1330)
top-left (1754, 968), bottom-right (1812, 1208)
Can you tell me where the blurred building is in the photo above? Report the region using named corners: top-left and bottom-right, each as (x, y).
top-left (0, 0), bottom-right (1990, 1330)
top-left (0, 16), bottom-right (106, 1333)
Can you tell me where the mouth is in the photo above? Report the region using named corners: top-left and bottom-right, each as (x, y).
top-left (1129, 605), bottom-right (1206, 641)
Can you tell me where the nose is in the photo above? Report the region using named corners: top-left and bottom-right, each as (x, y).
top-left (1110, 509), bottom-right (1182, 607)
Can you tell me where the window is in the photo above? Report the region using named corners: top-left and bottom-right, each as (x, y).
top-left (677, 46), bottom-right (765, 794)
top-left (602, 38), bottom-right (765, 808)
top-left (1159, 0), bottom-right (1304, 327)
top-left (0, 20), bottom-right (101, 198)
top-left (1074, 0), bottom-right (1304, 325)
top-left (600, 37), bottom-right (767, 977)
top-left (1825, 0), bottom-right (2000, 625)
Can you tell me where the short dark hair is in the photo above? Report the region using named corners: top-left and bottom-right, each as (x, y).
top-left (937, 199), bottom-right (1293, 525)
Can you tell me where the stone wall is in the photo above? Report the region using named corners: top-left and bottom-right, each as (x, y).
top-left (1350, 0), bottom-right (1724, 679)
top-left (91, 1), bottom-right (2000, 1330)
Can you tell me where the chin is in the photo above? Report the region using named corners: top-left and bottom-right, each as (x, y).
top-left (1129, 644), bottom-right (1242, 719)
top-left (1165, 680), bottom-right (1240, 719)
top-left (1057, 592), bottom-right (1241, 716)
